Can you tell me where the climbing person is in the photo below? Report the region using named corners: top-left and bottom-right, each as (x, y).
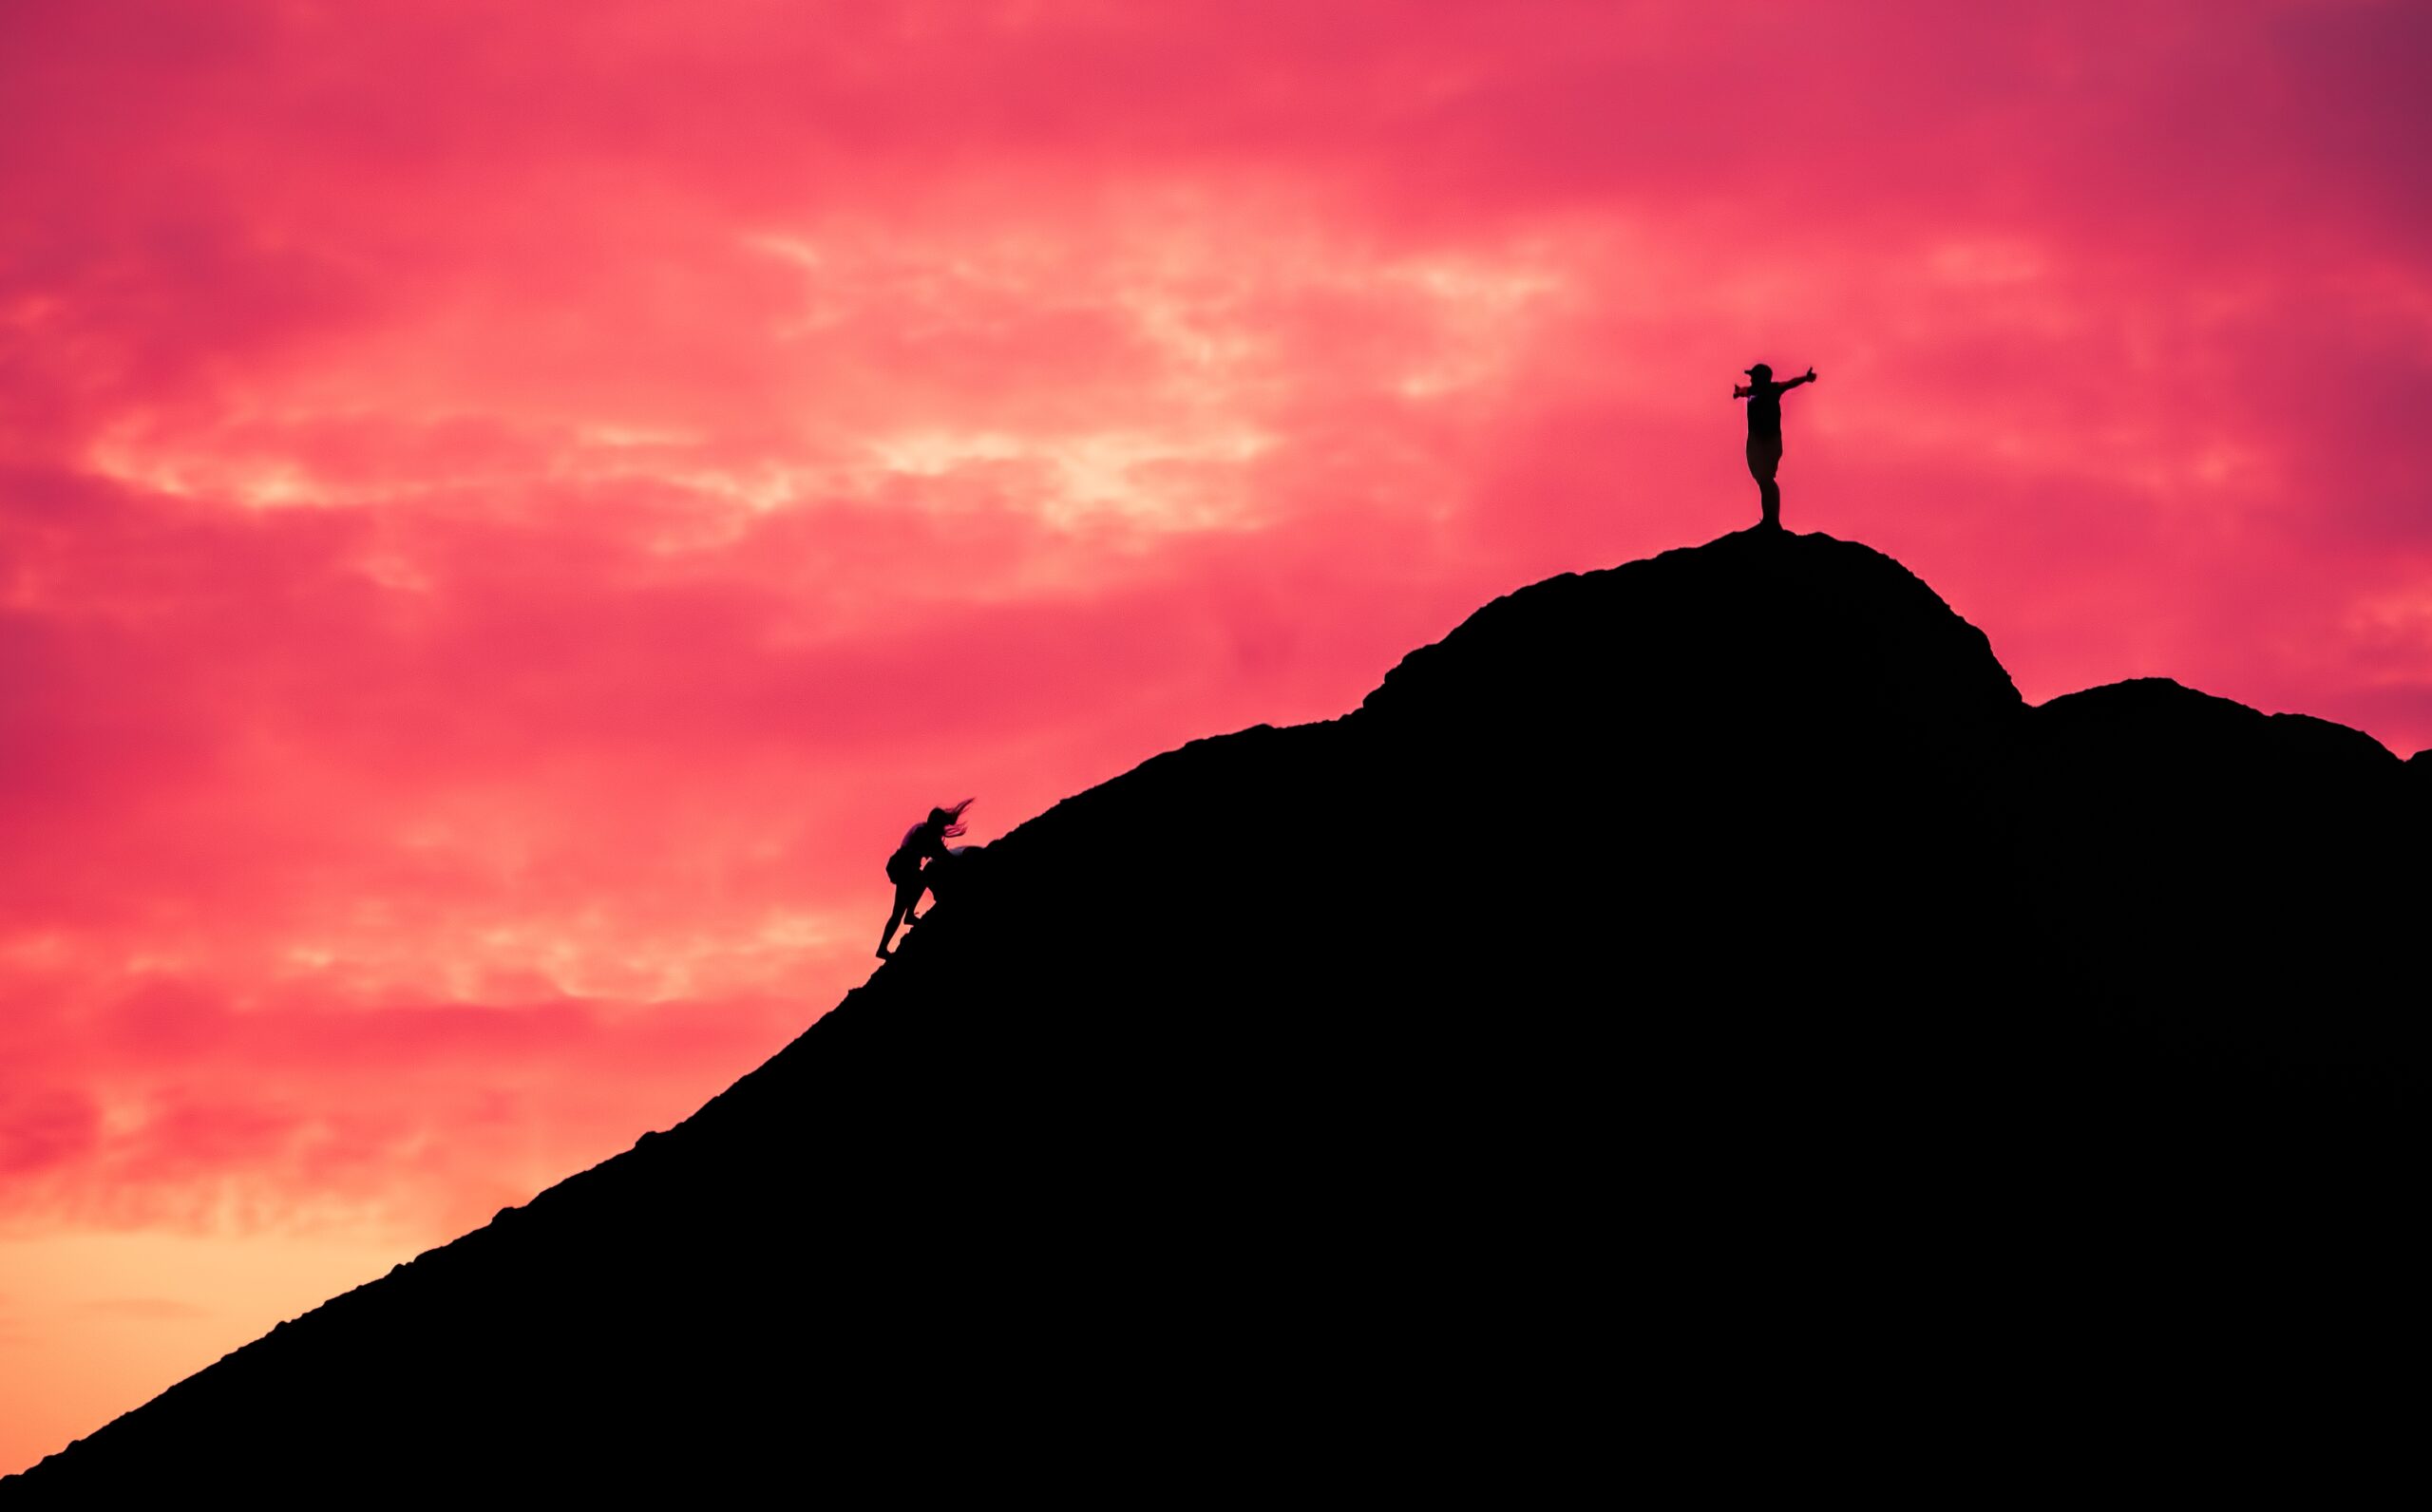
top-left (1732, 362), bottom-right (1816, 530)
top-left (876, 799), bottom-right (975, 959)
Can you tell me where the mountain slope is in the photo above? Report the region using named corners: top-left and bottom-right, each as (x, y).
top-left (10, 528), bottom-right (2426, 1497)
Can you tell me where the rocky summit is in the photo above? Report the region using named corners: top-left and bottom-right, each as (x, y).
top-left (11, 527), bottom-right (2426, 1499)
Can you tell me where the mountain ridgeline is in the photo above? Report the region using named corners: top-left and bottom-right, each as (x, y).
top-left (11, 528), bottom-right (2427, 1496)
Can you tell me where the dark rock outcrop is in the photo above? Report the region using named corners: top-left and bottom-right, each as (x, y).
top-left (10, 528), bottom-right (2424, 1499)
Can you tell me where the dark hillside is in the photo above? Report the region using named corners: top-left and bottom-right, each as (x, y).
top-left (11, 528), bottom-right (2424, 1498)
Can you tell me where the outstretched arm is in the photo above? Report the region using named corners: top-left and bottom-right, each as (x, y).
top-left (1732, 384), bottom-right (1752, 399)
top-left (1782, 368), bottom-right (1817, 389)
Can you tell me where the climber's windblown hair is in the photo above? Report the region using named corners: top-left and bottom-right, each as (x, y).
top-left (929, 798), bottom-right (975, 839)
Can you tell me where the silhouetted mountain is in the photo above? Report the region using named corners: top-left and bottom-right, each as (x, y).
top-left (10, 529), bottom-right (2425, 1499)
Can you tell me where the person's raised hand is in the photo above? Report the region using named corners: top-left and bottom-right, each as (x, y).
top-left (1805, 366), bottom-right (1816, 381)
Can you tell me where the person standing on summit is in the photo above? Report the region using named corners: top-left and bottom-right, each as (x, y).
top-left (1733, 362), bottom-right (1816, 530)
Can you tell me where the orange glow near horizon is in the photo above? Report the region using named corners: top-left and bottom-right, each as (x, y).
top-left (6, 0), bottom-right (2431, 1473)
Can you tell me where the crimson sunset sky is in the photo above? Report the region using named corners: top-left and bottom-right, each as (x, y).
top-left (6, 0), bottom-right (2430, 1473)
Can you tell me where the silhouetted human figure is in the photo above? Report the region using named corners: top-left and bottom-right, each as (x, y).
top-left (1733, 362), bottom-right (1816, 530)
top-left (876, 799), bottom-right (975, 959)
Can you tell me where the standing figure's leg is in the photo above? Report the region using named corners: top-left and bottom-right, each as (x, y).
top-left (1747, 438), bottom-right (1784, 530)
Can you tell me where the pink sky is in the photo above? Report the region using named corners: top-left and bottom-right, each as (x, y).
top-left (5, 0), bottom-right (2429, 1472)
